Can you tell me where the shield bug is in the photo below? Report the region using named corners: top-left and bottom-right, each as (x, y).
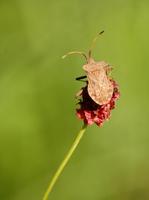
top-left (62, 31), bottom-right (114, 105)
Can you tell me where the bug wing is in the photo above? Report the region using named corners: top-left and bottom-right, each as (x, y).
top-left (87, 70), bottom-right (113, 105)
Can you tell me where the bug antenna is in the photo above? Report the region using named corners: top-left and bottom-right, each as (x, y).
top-left (62, 51), bottom-right (88, 62)
top-left (88, 30), bottom-right (104, 59)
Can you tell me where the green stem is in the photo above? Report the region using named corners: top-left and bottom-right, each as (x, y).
top-left (42, 123), bottom-right (87, 200)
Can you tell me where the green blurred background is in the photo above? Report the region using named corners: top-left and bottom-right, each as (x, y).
top-left (0, 0), bottom-right (149, 199)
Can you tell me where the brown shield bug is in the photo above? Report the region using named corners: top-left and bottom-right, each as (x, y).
top-left (62, 31), bottom-right (114, 105)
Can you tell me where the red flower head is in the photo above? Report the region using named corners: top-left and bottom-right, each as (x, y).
top-left (76, 80), bottom-right (120, 126)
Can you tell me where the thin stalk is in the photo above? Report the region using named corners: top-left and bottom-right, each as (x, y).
top-left (42, 123), bottom-right (87, 200)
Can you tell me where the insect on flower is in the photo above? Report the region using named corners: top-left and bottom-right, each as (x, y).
top-left (62, 31), bottom-right (114, 106)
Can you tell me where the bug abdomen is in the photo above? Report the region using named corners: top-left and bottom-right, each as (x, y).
top-left (87, 71), bottom-right (113, 105)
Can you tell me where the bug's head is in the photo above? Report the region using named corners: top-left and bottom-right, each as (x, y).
top-left (83, 60), bottom-right (108, 72)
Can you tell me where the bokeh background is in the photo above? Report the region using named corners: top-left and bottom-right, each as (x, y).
top-left (0, 0), bottom-right (149, 199)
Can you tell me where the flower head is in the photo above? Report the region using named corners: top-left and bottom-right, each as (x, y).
top-left (76, 80), bottom-right (120, 126)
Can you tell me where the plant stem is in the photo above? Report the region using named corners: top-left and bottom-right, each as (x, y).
top-left (42, 123), bottom-right (87, 200)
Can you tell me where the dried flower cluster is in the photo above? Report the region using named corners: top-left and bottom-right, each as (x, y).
top-left (76, 80), bottom-right (120, 126)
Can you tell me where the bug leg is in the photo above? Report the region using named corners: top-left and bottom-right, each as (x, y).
top-left (104, 65), bottom-right (113, 75)
top-left (75, 75), bottom-right (87, 82)
top-left (75, 89), bottom-right (83, 98)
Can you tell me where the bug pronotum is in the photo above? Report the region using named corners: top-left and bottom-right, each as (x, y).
top-left (62, 31), bottom-right (114, 105)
